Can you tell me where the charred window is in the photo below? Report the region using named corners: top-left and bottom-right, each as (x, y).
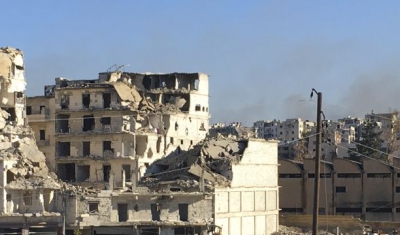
top-left (77, 165), bottom-right (90, 182)
top-left (179, 204), bottom-right (188, 221)
top-left (57, 163), bottom-right (76, 181)
top-left (122, 164), bottom-right (131, 182)
top-left (118, 204), bottom-right (128, 222)
top-left (4, 108), bottom-right (16, 122)
top-left (101, 117), bottom-right (111, 132)
top-left (82, 94), bottom-right (90, 108)
top-left (60, 95), bottom-right (69, 109)
top-left (103, 165), bottom-right (111, 182)
top-left (103, 141), bottom-right (113, 153)
top-left (6, 170), bottom-right (15, 184)
top-left (142, 76), bottom-right (152, 89)
top-left (151, 203), bottom-right (161, 221)
top-left (39, 130), bottom-right (45, 140)
top-left (56, 114), bottom-right (70, 133)
top-left (23, 192), bottom-right (32, 205)
top-left (195, 105), bottom-right (201, 111)
top-left (88, 202), bottom-right (99, 213)
top-left (26, 106), bottom-right (32, 115)
top-left (82, 115), bottom-right (95, 132)
top-left (83, 141), bottom-right (90, 156)
top-left (57, 142), bottom-right (70, 157)
top-left (103, 93), bottom-right (111, 108)
top-left (101, 117), bottom-right (111, 125)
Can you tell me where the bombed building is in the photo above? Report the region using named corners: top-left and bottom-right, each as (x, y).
top-left (21, 53), bottom-right (280, 234)
top-left (0, 47), bottom-right (64, 234)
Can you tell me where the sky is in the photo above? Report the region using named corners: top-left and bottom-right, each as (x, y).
top-left (2, 1), bottom-right (400, 125)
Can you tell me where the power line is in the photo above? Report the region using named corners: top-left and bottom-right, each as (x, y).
top-left (327, 130), bottom-right (396, 162)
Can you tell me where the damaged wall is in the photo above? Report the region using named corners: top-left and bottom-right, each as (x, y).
top-left (214, 139), bottom-right (280, 235)
top-left (27, 96), bottom-right (56, 171)
top-left (109, 194), bottom-right (213, 225)
top-left (57, 158), bottom-right (135, 187)
top-left (54, 88), bottom-right (119, 111)
top-left (56, 133), bottom-right (136, 158)
top-left (0, 47), bottom-right (27, 126)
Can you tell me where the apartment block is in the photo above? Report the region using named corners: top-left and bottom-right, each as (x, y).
top-left (23, 64), bottom-right (279, 234)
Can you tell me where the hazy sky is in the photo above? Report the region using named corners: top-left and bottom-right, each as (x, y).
top-left (2, 1), bottom-right (400, 125)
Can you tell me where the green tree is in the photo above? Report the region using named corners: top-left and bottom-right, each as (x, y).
top-left (349, 118), bottom-right (385, 162)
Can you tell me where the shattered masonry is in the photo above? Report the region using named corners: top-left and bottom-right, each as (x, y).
top-left (0, 47), bottom-right (63, 233)
top-left (0, 46), bottom-right (281, 235)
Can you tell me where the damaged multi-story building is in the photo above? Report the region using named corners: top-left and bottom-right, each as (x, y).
top-left (28, 71), bottom-right (210, 184)
top-left (0, 47), bottom-right (64, 234)
top-left (25, 62), bottom-right (280, 234)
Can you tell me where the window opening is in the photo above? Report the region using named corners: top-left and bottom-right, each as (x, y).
top-left (56, 114), bottom-right (70, 133)
top-left (179, 204), bottom-right (188, 221)
top-left (23, 192), bottom-right (32, 205)
top-left (82, 115), bottom-right (95, 132)
top-left (89, 202), bottom-right (99, 213)
top-left (122, 164), bottom-right (131, 182)
top-left (151, 203), bottom-right (161, 221)
top-left (82, 94), bottom-right (90, 108)
top-left (118, 203), bottom-right (128, 222)
top-left (26, 106), bottom-right (32, 115)
top-left (77, 165), bottom-right (90, 182)
top-left (83, 141), bottom-right (90, 156)
top-left (103, 93), bottom-right (111, 108)
top-left (103, 165), bottom-right (111, 182)
top-left (39, 130), bottom-right (45, 140)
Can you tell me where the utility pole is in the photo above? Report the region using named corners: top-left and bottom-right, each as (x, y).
top-left (311, 89), bottom-right (322, 235)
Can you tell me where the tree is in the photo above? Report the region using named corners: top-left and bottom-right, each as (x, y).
top-left (349, 118), bottom-right (385, 162)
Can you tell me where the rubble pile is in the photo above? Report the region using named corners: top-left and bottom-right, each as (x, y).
top-left (272, 225), bottom-right (334, 235)
top-left (140, 137), bottom-right (249, 189)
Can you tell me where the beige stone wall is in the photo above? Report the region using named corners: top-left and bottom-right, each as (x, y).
top-left (214, 188), bottom-right (279, 235)
top-left (113, 194), bottom-right (212, 223)
top-left (214, 140), bottom-right (279, 235)
top-left (54, 88), bottom-right (118, 111)
top-left (27, 96), bottom-right (56, 171)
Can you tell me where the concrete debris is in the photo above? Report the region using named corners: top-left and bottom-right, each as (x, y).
top-left (272, 225), bottom-right (333, 235)
top-left (0, 47), bottom-right (90, 196)
top-left (141, 137), bottom-right (249, 189)
top-left (110, 82), bottom-right (142, 108)
top-left (209, 122), bottom-right (256, 140)
top-left (0, 47), bottom-right (26, 95)
top-left (6, 176), bottom-right (61, 190)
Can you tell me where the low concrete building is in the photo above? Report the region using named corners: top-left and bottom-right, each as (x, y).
top-left (279, 157), bottom-right (400, 222)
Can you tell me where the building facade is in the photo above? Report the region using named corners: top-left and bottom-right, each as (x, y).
top-left (25, 66), bottom-right (279, 234)
top-left (0, 47), bottom-right (64, 234)
top-left (279, 157), bottom-right (400, 222)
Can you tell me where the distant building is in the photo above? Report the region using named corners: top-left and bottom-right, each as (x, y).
top-left (279, 157), bottom-right (400, 221)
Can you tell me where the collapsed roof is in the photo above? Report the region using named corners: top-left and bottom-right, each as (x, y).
top-left (141, 137), bottom-right (248, 189)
